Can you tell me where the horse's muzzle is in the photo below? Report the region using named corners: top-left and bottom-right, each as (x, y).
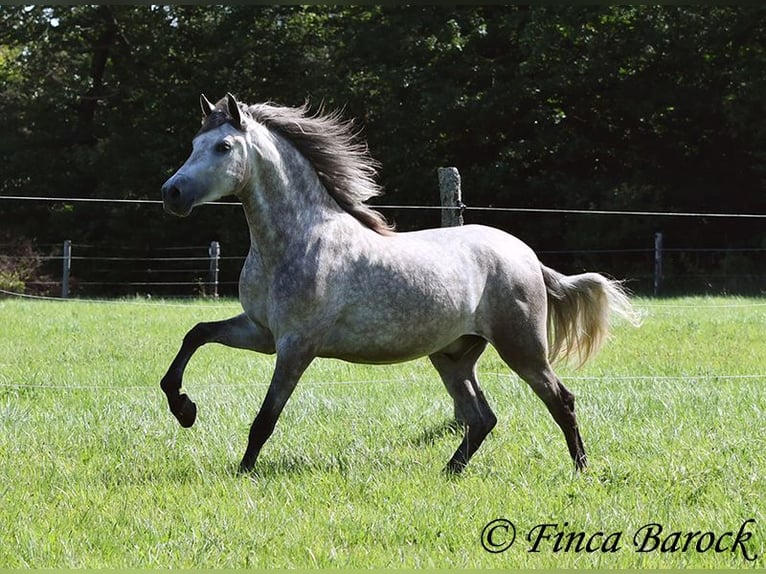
top-left (161, 177), bottom-right (194, 217)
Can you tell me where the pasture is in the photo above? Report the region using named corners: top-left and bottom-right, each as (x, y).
top-left (0, 296), bottom-right (763, 568)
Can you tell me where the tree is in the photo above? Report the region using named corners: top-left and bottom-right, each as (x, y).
top-left (1, 6), bottom-right (764, 294)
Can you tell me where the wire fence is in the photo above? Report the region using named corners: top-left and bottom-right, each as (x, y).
top-left (2, 193), bottom-right (766, 298)
top-left (3, 238), bottom-right (765, 299)
top-left (0, 372), bottom-right (763, 392)
top-left (3, 194), bottom-right (766, 219)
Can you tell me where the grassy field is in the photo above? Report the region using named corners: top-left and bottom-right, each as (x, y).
top-left (0, 295), bottom-right (764, 568)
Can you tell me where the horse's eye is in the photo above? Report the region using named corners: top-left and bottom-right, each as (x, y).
top-left (215, 141), bottom-right (232, 153)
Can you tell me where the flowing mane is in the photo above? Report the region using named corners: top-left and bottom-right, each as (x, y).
top-left (201, 99), bottom-right (394, 235)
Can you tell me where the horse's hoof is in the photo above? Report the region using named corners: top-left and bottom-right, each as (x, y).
top-left (444, 459), bottom-right (466, 476)
top-left (238, 456), bottom-right (256, 475)
top-left (176, 394), bottom-right (197, 428)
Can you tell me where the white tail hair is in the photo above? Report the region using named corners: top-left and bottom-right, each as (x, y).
top-left (541, 265), bottom-right (642, 366)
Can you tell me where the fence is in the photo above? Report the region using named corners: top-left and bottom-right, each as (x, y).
top-left (12, 239), bottom-right (766, 300)
top-left (53, 240), bottom-right (227, 298)
top-left (2, 168), bottom-right (766, 298)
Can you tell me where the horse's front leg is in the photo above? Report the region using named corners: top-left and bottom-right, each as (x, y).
top-left (160, 313), bottom-right (275, 427)
top-left (239, 337), bottom-right (315, 473)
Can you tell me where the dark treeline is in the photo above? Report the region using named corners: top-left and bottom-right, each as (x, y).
top-left (1, 6), bottom-right (765, 295)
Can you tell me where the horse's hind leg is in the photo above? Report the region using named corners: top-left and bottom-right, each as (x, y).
top-left (555, 378), bottom-right (586, 467)
top-left (161, 313), bottom-right (275, 427)
top-left (523, 365), bottom-right (586, 470)
top-left (497, 336), bottom-right (587, 470)
top-left (429, 336), bottom-right (496, 474)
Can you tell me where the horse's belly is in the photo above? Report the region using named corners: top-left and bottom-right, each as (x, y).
top-left (317, 337), bottom-right (454, 364)
top-left (317, 307), bottom-right (472, 364)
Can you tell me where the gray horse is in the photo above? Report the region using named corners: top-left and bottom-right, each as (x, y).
top-left (160, 93), bottom-right (639, 474)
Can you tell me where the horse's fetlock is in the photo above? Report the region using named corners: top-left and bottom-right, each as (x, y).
top-left (160, 371), bottom-right (181, 394)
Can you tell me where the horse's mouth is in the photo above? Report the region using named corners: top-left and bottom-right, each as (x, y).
top-left (163, 200), bottom-right (192, 217)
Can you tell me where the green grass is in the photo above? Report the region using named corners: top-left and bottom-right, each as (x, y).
top-left (0, 296), bottom-right (764, 568)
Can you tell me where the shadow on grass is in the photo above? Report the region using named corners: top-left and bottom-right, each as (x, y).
top-left (232, 453), bottom-right (353, 479)
top-left (230, 419), bottom-right (465, 479)
top-left (407, 417), bottom-right (463, 447)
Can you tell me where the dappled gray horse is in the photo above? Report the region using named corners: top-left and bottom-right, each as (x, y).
top-left (160, 93), bottom-right (639, 474)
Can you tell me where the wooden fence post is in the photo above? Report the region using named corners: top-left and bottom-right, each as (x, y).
top-left (438, 167), bottom-right (464, 227)
top-left (61, 239), bottom-right (71, 299)
top-left (438, 167), bottom-right (465, 423)
top-left (208, 240), bottom-right (220, 298)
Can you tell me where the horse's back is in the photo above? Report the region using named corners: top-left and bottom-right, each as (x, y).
top-left (401, 223), bottom-right (536, 257)
top-left (393, 224), bottom-right (544, 288)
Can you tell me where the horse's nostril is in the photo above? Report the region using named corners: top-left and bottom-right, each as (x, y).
top-left (162, 181), bottom-right (191, 217)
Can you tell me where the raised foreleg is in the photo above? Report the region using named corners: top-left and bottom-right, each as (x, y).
top-left (160, 313), bottom-right (275, 427)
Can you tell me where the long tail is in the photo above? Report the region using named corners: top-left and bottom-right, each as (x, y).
top-left (541, 265), bottom-right (642, 366)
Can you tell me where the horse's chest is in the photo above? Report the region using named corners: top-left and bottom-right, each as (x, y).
top-left (238, 253), bottom-right (269, 324)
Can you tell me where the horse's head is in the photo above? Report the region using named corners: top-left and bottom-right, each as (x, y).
top-left (161, 93), bottom-right (251, 217)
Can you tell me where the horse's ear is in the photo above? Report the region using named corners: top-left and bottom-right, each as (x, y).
top-left (200, 94), bottom-right (215, 118)
top-left (225, 92), bottom-right (243, 130)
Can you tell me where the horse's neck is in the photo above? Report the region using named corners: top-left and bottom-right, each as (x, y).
top-left (238, 137), bottom-right (352, 263)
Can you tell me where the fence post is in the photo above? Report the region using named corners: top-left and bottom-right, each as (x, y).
top-left (438, 167), bottom-right (465, 424)
top-left (61, 239), bottom-right (72, 299)
top-left (438, 167), bottom-right (464, 227)
top-left (208, 240), bottom-right (220, 297)
top-left (654, 232), bottom-right (663, 296)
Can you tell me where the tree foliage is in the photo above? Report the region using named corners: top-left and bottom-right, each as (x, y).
top-left (1, 6), bottom-right (764, 293)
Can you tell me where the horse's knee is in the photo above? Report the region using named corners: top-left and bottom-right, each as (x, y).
top-left (184, 321), bottom-right (213, 347)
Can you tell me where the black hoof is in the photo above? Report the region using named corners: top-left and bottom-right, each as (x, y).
top-left (444, 459), bottom-right (467, 475)
top-left (175, 394), bottom-right (197, 428)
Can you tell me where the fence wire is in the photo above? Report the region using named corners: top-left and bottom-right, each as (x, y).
top-left (0, 371), bottom-right (762, 392)
top-left (2, 193), bottom-right (766, 219)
